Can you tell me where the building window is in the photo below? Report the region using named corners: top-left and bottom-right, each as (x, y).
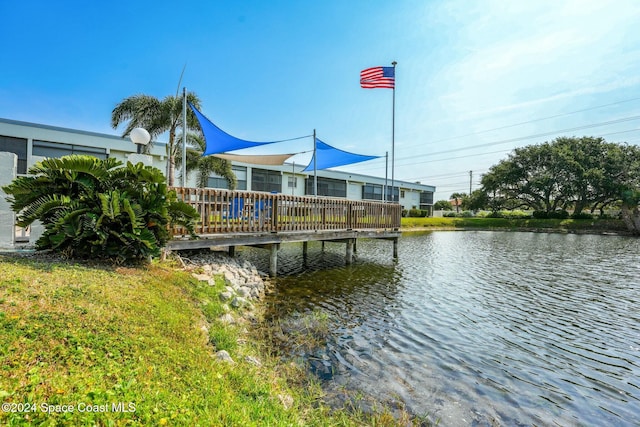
top-left (305, 177), bottom-right (346, 197)
top-left (287, 176), bottom-right (297, 188)
top-left (0, 135), bottom-right (27, 174)
top-left (32, 140), bottom-right (107, 160)
top-left (206, 165), bottom-right (247, 190)
top-left (207, 176), bottom-right (230, 189)
top-left (251, 168), bottom-right (281, 192)
top-left (420, 191), bottom-right (434, 206)
top-left (362, 184), bottom-right (383, 200)
top-left (385, 186), bottom-right (399, 202)
top-left (400, 190), bottom-right (405, 198)
top-left (233, 165), bottom-right (247, 190)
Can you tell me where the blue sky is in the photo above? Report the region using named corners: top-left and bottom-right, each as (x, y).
top-left (2, 0), bottom-right (640, 201)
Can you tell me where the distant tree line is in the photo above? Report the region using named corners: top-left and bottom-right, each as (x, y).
top-left (434, 136), bottom-right (640, 234)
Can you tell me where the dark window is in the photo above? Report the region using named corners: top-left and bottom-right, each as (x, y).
top-left (207, 177), bottom-right (230, 189)
top-left (420, 191), bottom-right (434, 205)
top-left (32, 140), bottom-right (107, 160)
top-left (251, 168), bottom-right (281, 192)
top-left (305, 177), bottom-right (346, 197)
top-left (233, 165), bottom-right (247, 190)
top-left (362, 184), bottom-right (383, 200)
top-left (0, 135), bottom-right (28, 174)
top-left (385, 186), bottom-right (400, 202)
top-left (206, 165), bottom-right (246, 190)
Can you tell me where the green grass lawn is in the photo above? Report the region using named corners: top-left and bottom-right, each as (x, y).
top-left (0, 256), bottom-right (417, 426)
top-left (401, 216), bottom-right (628, 233)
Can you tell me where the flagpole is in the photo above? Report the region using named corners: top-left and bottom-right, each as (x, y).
top-left (391, 61), bottom-right (397, 202)
top-left (313, 129), bottom-right (317, 196)
top-left (182, 87), bottom-right (187, 187)
top-left (384, 151), bottom-right (388, 202)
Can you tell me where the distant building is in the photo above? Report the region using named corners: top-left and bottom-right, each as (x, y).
top-left (0, 117), bottom-right (435, 213)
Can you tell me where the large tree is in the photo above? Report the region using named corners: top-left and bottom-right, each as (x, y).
top-left (481, 142), bottom-right (568, 212)
top-left (433, 200), bottom-right (453, 211)
top-left (463, 189), bottom-right (489, 212)
top-left (111, 92), bottom-right (202, 186)
top-left (481, 136), bottom-right (640, 215)
top-left (618, 144), bottom-right (640, 234)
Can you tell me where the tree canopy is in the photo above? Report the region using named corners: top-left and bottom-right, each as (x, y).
top-left (478, 136), bottom-right (640, 233)
top-left (433, 200), bottom-right (453, 211)
top-left (480, 137), bottom-right (640, 214)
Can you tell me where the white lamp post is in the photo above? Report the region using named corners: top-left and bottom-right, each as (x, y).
top-left (130, 127), bottom-right (151, 154)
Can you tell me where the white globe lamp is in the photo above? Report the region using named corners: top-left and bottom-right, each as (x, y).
top-left (130, 128), bottom-right (151, 153)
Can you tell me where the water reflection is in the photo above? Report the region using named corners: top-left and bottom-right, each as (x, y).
top-left (240, 232), bottom-right (640, 426)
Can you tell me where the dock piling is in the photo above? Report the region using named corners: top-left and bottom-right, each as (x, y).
top-left (269, 244), bottom-right (279, 277)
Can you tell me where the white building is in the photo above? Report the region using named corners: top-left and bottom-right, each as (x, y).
top-left (0, 117), bottom-right (435, 213)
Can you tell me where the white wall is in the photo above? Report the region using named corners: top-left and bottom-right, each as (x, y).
top-left (347, 182), bottom-right (362, 200)
top-left (0, 152), bottom-right (16, 249)
top-left (401, 190), bottom-right (421, 210)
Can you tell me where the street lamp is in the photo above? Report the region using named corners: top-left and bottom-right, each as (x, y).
top-left (130, 127), bottom-right (151, 154)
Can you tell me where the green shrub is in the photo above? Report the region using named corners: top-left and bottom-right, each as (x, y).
top-left (571, 212), bottom-right (594, 219)
top-left (501, 209), bottom-right (532, 219)
top-left (485, 211), bottom-right (503, 218)
top-left (443, 212), bottom-right (457, 217)
top-left (534, 210), bottom-right (570, 219)
top-left (2, 155), bottom-right (199, 262)
top-left (549, 210), bottom-right (570, 219)
top-left (460, 210), bottom-right (474, 217)
top-left (407, 209), bottom-right (429, 217)
top-left (533, 210), bottom-right (548, 219)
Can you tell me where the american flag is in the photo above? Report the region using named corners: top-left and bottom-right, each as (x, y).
top-left (360, 66), bottom-right (395, 89)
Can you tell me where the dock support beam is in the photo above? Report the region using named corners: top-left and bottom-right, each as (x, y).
top-left (302, 241), bottom-right (308, 257)
top-left (228, 246), bottom-right (236, 257)
top-left (269, 244), bottom-right (279, 277)
top-left (346, 238), bottom-right (355, 265)
top-left (393, 237), bottom-right (398, 259)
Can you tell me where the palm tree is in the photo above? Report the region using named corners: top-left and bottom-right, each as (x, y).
top-left (111, 92), bottom-right (202, 186)
top-left (450, 192), bottom-right (466, 213)
top-left (176, 133), bottom-right (237, 189)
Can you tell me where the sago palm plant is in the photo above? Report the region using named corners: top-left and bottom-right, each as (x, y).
top-left (2, 155), bottom-right (199, 261)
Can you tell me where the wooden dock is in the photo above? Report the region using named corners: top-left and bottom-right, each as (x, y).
top-left (168, 188), bottom-right (401, 276)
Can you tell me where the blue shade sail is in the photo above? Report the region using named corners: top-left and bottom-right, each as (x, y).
top-left (190, 103), bottom-right (282, 156)
top-left (303, 139), bottom-right (380, 172)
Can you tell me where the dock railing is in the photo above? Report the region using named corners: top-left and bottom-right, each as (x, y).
top-left (170, 187), bottom-right (401, 236)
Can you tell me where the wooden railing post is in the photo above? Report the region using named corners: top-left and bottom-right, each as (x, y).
top-left (271, 196), bottom-right (278, 232)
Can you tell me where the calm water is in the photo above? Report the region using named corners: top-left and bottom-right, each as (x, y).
top-left (241, 231), bottom-right (640, 426)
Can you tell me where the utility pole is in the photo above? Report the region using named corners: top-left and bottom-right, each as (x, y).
top-left (469, 170), bottom-right (472, 196)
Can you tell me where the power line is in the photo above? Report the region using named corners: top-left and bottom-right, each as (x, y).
top-left (395, 148), bottom-right (512, 167)
top-left (395, 114), bottom-right (640, 162)
top-left (389, 127), bottom-right (640, 175)
top-left (408, 168), bottom-right (490, 182)
top-left (390, 126), bottom-right (640, 170)
top-left (345, 122), bottom-right (640, 174)
top-left (401, 96), bottom-right (640, 151)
